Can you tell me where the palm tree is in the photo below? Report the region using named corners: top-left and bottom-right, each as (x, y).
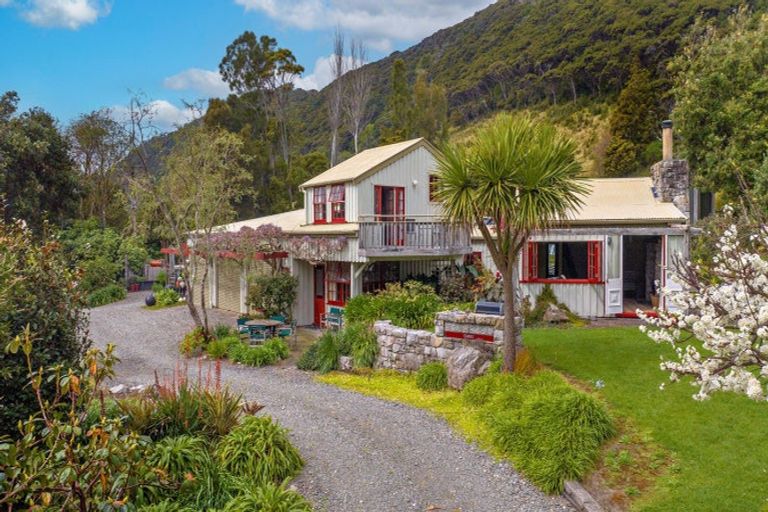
top-left (436, 114), bottom-right (588, 372)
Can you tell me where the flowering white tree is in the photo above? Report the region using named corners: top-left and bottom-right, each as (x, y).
top-left (641, 206), bottom-right (768, 401)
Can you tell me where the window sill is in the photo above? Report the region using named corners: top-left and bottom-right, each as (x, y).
top-left (331, 218), bottom-right (347, 224)
top-left (521, 278), bottom-right (604, 285)
top-left (313, 220), bottom-right (327, 225)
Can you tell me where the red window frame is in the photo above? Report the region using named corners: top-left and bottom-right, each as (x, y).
top-left (329, 184), bottom-right (345, 223)
top-left (313, 187), bottom-right (327, 224)
top-left (326, 262), bottom-right (351, 306)
top-left (429, 174), bottom-right (439, 202)
top-left (521, 240), bottom-right (602, 284)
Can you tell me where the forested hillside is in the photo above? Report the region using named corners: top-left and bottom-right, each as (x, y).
top-left (290, 0), bottom-right (752, 156)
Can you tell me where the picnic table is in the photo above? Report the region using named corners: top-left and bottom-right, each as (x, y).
top-left (244, 318), bottom-right (283, 336)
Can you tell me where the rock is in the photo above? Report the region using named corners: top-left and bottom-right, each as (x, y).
top-left (129, 384), bottom-right (146, 393)
top-left (109, 384), bottom-right (126, 394)
top-left (144, 294), bottom-right (156, 307)
top-left (339, 356), bottom-right (353, 371)
top-left (543, 303), bottom-right (569, 324)
top-left (446, 347), bottom-right (491, 390)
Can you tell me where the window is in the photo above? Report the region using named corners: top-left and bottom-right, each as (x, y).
top-left (326, 262), bottom-right (351, 305)
top-left (330, 184), bottom-right (345, 223)
top-left (313, 187), bottom-right (326, 223)
top-left (429, 174), bottom-right (439, 202)
top-left (363, 261), bottom-right (400, 294)
top-left (522, 241), bottom-right (601, 283)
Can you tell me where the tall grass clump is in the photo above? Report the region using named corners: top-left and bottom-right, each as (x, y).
top-left (416, 362), bottom-right (448, 391)
top-left (216, 416), bottom-right (304, 486)
top-left (466, 369), bottom-right (615, 493)
top-left (220, 482), bottom-right (312, 512)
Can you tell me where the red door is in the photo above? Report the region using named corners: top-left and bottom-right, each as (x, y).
top-left (374, 186), bottom-right (405, 246)
top-left (313, 265), bottom-right (325, 326)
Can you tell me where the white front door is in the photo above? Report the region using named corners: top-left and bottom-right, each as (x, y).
top-left (605, 235), bottom-right (623, 315)
top-left (662, 234), bottom-right (686, 312)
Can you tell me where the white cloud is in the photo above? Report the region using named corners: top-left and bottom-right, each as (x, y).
top-left (163, 68), bottom-right (231, 98)
top-left (294, 53), bottom-right (355, 91)
top-left (13, 0), bottom-right (110, 29)
top-left (234, 0), bottom-right (493, 48)
top-left (111, 100), bottom-right (195, 133)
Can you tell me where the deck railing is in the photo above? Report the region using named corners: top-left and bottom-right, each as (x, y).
top-left (358, 215), bottom-right (471, 257)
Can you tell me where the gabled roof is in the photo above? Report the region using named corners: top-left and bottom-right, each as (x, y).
top-left (570, 177), bottom-right (687, 224)
top-left (300, 138), bottom-right (436, 189)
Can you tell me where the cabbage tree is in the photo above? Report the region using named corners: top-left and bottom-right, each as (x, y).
top-left (436, 114), bottom-right (587, 371)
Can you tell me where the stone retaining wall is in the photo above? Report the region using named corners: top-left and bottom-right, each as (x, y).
top-left (374, 310), bottom-right (521, 372)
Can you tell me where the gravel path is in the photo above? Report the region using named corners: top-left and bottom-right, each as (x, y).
top-left (90, 293), bottom-right (572, 512)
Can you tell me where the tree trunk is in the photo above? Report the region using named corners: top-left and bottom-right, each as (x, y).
top-left (501, 268), bottom-right (518, 373)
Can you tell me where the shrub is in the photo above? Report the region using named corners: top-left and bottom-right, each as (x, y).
top-left (207, 335), bottom-right (239, 359)
top-left (493, 390), bottom-right (615, 493)
top-left (296, 341), bottom-right (320, 371)
top-left (80, 255), bottom-right (121, 292)
top-left (263, 337), bottom-right (290, 360)
top-left (155, 287), bottom-right (181, 307)
top-left (180, 327), bottom-right (206, 357)
top-left (343, 322), bottom-right (378, 368)
top-left (227, 340), bottom-right (287, 367)
top-left (0, 220), bottom-right (91, 437)
top-left (215, 416), bottom-right (304, 485)
top-left (525, 284), bottom-right (580, 326)
top-left (148, 435), bottom-right (210, 479)
top-left (87, 283), bottom-right (127, 307)
top-left (416, 362), bottom-right (448, 391)
top-left (214, 323), bottom-right (235, 339)
top-left (344, 281), bottom-right (444, 329)
top-left (247, 272), bottom-right (298, 318)
top-left (155, 270), bottom-right (168, 287)
top-left (469, 369), bottom-right (615, 494)
top-left (152, 282), bottom-right (164, 293)
top-left (221, 482), bottom-right (312, 512)
top-left (314, 331), bottom-right (341, 374)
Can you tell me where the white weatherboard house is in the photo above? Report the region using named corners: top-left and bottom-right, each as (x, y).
top-left (208, 124), bottom-right (692, 325)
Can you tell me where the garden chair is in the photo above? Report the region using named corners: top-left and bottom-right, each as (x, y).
top-left (277, 326), bottom-right (292, 338)
top-left (323, 307), bottom-right (343, 330)
top-left (248, 325), bottom-right (266, 344)
top-left (270, 314), bottom-right (287, 324)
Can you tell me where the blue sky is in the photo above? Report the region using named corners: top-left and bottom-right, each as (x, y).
top-left (1, 0), bottom-right (492, 130)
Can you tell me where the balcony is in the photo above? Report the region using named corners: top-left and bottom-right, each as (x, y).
top-left (358, 215), bottom-right (472, 258)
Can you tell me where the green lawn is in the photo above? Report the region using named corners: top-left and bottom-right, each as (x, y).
top-left (526, 327), bottom-right (768, 512)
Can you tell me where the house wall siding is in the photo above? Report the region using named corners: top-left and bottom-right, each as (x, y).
top-left (292, 257), bottom-right (315, 326)
top-left (216, 259), bottom-right (243, 314)
top-left (356, 146), bottom-right (440, 219)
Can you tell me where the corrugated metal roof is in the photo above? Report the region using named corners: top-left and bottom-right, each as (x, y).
top-left (570, 177), bottom-right (686, 224)
top-left (300, 138), bottom-right (428, 188)
top-left (219, 209), bottom-right (305, 233)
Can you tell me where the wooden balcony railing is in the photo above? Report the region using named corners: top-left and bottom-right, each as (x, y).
top-left (358, 215), bottom-right (472, 257)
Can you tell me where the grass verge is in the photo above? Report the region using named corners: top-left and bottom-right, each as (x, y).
top-left (526, 326), bottom-right (768, 511)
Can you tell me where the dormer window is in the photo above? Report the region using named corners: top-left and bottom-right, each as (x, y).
top-left (330, 184), bottom-right (345, 223)
top-left (313, 187), bottom-right (327, 223)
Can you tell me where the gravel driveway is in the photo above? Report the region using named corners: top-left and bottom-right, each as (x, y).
top-left (90, 293), bottom-right (572, 512)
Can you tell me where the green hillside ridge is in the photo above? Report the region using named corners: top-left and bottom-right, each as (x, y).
top-left (289, 0), bottom-right (751, 158)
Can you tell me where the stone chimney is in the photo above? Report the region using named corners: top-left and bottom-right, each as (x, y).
top-left (651, 120), bottom-right (689, 220)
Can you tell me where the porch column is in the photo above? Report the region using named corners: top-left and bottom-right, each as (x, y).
top-left (239, 265), bottom-right (247, 314)
top-left (350, 262), bottom-right (363, 298)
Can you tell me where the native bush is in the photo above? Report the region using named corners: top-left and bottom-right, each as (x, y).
top-left (467, 369), bottom-right (614, 493)
top-left (207, 335), bottom-right (240, 359)
top-left (344, 281), bottom-right (444, 329)
top-left (343, 322), bottom-right (378, 368)
top-left (216, 416), bottom-right (304, 486)
top-left (155, 287), bottom-right (181, 307)
top-left (296, 341), bottom-right (321, 371)
top-left (416, 362), bottom-right (448, 391)
top-left (314, 331), bottom-right (342, 373)
top-left (148, 435), bottom-right (211, 480)
top-left (247, 272), bottom-right (298, 318)
top-left (221, 482), bottom-right (312, 512)
top-left (0, 219), bottom-right (91, 438)
top-left (179, 327), bottom-right (206, 357)
top-left (214, 322), bottom-right (236, 339)
top-left (87, 283), bottom-right (127, 307)
top-left (263, 337), bottom-right (290, 360)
